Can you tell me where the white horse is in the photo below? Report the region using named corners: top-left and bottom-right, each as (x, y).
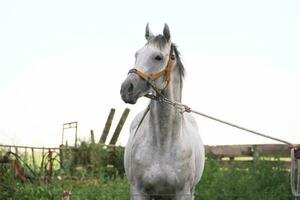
top-left (120, 24), bottom-right (205, 200)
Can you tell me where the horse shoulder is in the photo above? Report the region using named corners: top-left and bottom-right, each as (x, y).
top-left (124, 109), bottom-right (148, 180)
top-left (129, 109), bottom-right (148, 134)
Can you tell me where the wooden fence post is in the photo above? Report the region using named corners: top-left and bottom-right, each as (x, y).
top-left (90, 130), bottom-right (95, 144)
top-left (109, 108), bottom-right (130, 145)
top-left (99, 108), bottom-right (115, 144)
top-left (31, 148), bottom-right (36, 171)
top-left (59, 145), bottom-right (64, 169)
top-left (47, 149), bottom-right (53, 182)
top-left (252, 145), bottom-right (260, 168)
top-left (40, 147), bottom-right (45, 174)
top-left (24, 147), bottom-right (28, 163)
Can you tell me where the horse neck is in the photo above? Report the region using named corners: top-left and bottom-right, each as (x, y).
top-left (149, 66), bottom-right (183, 149)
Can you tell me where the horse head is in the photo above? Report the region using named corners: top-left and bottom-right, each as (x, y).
top-left (120, 23), bottom-right (174, 104)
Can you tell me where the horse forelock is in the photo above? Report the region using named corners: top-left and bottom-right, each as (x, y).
top-left (147, 34), bottom-right (168, 49)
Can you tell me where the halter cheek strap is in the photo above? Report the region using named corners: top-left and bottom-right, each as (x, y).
top-left (128, 51), bottom-right (175, 91)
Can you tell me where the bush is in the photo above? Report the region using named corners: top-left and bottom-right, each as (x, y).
top-left (60, 141), bottom-right (125, 178)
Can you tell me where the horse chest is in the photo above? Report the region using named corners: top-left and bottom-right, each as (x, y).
top-left (132, 143), bottom-right (193, 190)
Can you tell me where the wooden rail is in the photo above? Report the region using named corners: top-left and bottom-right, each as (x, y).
top-left (205, 144), bottom-right (298, 169)
top-left (1, 143), bottom-right (297, 171)
top-left (1, 143), bottom-right (296, 157)
top-left (0, 144), bottom-right (60, 150)
top-left (205, 144), bottom-right (295, 158)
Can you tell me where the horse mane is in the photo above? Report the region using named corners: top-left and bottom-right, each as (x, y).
top-left (171, 43), bottom-right (185, 79)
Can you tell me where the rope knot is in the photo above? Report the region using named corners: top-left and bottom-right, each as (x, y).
top-left (184, 106), bottom-right (192, 113)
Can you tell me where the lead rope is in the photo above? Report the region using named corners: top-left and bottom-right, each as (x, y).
top-left (144, 93), bottom-right (300, 198)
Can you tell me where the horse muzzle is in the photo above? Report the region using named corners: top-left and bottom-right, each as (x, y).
top-left (121, 92), bottom-right (138, 104)
top-left (120, 77), bottom-right (140, 104)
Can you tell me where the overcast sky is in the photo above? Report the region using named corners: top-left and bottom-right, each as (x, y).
top-left (0, 0), bottom-right (300, 147)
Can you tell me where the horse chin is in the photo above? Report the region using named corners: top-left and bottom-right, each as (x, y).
top-left (121, 94), bottom-right (139, 104)
top-left (124, 98), bottom-right (138, 104)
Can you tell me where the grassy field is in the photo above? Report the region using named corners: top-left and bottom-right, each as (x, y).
top-left (0, 157), bottom-right (292, 200)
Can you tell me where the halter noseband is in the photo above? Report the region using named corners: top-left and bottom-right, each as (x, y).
top-left (128, 48), bottom-right (175, 93)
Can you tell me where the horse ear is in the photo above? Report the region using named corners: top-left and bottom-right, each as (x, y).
top-left (163, 23), bottom-right (171, 41)
top-left (145, 23), bottom-right (154, 40)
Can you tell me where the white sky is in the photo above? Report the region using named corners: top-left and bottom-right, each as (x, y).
top-left (0, 0), bottom-right (300, 147)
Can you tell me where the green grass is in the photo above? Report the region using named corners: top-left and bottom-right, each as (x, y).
top-left (196, 157), bottom-right (291, 200)
top-left (0, 157), bottom-right (292, 200)
top-left (0, 177), bottom-right (130, 200)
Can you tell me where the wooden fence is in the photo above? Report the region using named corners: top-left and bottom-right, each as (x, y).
top-left (1, 106), bottom-right (297, 189)
top-left (0, 108), bottom-right (297, 175)
top-left (206, 144), bottom-right (292, 157)
top-left (205, 144), bottom-right (296, 168)
top-left (1, 143), bottom-right (296, 169)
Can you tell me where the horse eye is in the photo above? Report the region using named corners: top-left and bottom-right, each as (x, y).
top-left (155, 55), bottom-right (162, 61)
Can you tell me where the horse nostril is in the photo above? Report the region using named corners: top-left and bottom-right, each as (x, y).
top-left (128, 83), bottom-right (134, 93)
top-left (121, 80), bottom-right (135, 96)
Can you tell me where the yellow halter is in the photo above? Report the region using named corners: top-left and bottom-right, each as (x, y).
top-left (128, 49), bottom-right (175, 91)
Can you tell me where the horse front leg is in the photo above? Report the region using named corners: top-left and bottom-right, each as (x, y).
top-left (174, 186), bottom-right (195, 200)
top-left (131, 185), bottom-right (150, 200)
top-left (174, 194), bottom-right (194, 200)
